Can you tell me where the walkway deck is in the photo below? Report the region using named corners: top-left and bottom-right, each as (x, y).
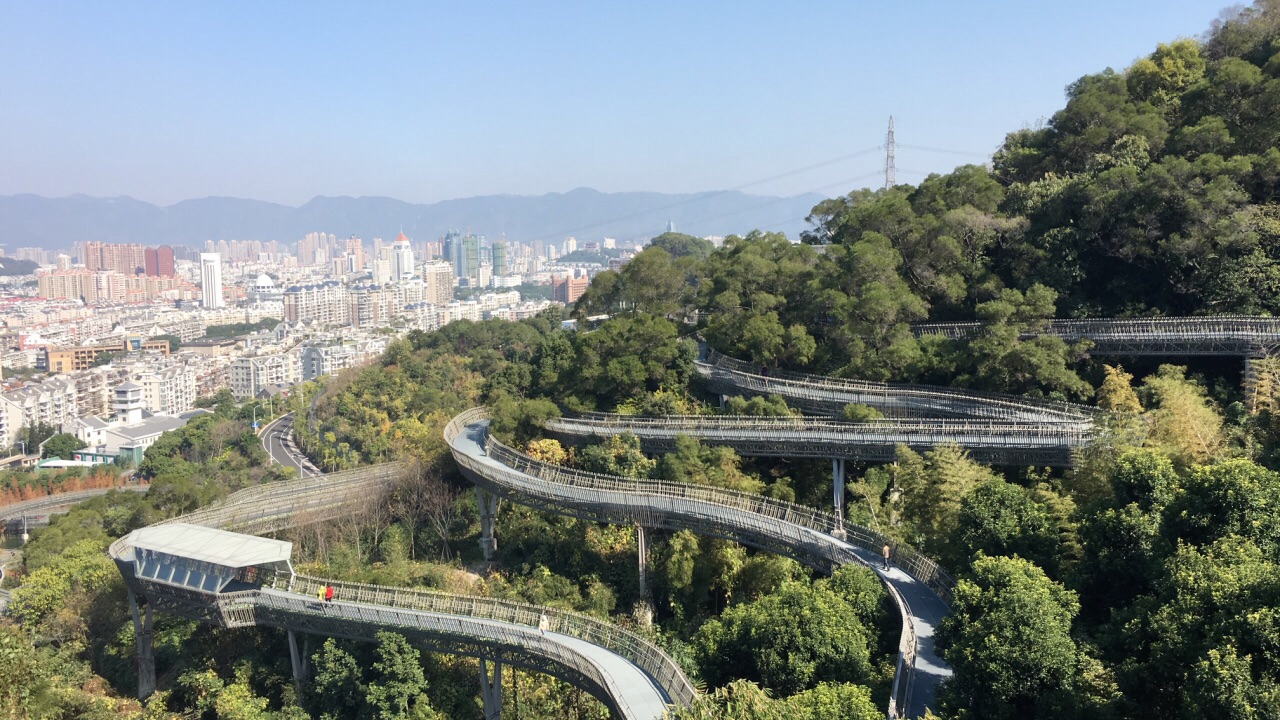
top-left (446, 411), bottom-right (951, 718)
top-left (107, 464), bottom-right (690, 720)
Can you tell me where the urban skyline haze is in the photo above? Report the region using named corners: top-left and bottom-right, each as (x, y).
top-left (2, 1), bottom-right (1228, 208)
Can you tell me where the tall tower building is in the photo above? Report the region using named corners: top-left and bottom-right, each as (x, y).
top-left (157, 245), bottom-right (175, 277)
top-left (200, 253), bottom-right (224, 308)
top-left (443, 230), bottom-right (464, 279)
top-left (463, 235), bottom-right (481, 281)
top-left (492, 239), bottom-right (508, 276)
top-left (391, 232), bottom-right (415, 282)
top-left (345, 236), bottom-right (364, 270)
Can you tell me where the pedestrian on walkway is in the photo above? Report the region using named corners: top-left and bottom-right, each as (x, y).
top-left (538, 613), bottom-right (549, 636)
top-left (324, 585), bottom-right (334, 603)
top-left (882, 543), bottom-right (891, 570)
top-left (317, 586), bottom-right (325, 602)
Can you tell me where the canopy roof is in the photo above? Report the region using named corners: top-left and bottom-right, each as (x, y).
top-left (127, 523), bottom-right (291, 568)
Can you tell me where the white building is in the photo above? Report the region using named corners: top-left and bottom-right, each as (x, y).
top-left (0, 376), bottom-right (78, 449)
top-left (67, 382), bottom-right (211, 465)
top-left (230, 349), bottom-right (301, 400)
top-left (283, 281), bottom-right (350, 327)
top-left (200, 253), bottom-right (224, 309)
top-left (136, 365), bottom-right (197, 415)
top-left (391, 233), bottom-right (415, 282)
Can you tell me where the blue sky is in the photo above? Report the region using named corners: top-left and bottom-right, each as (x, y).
top-left (0, 1), bottom-right (1230, 207)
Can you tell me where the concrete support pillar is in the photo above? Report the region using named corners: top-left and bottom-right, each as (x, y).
top-left (636, 525), bottom-right (653, 626)
top-left (831, 459), bottom-right (847, 540)
top-left (718, 394), bottom-right (726, 410)
top-left (128, 589), bottom-right (156, 699)
top-left (287, 630), bottom-right (310, 687)
top-left (476, 488), bottom-right (499, 560)
top-left (479, 657), bottom-right (502, 720)
top-left (636, 526), bottom-right (649, 599)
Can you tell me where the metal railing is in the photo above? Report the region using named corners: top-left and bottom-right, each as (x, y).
top-left (544, 412), bottom-right (1093, 467)
top-left (444, 408), bottom-right (954, 719)
top-left (284, 574), bottom-right (694, 707)
top-left (701, 348), bottom-right (1097, 422)
top-left (912, 315), bottom-right (1280, 356)
top-left (105, 444), bottom-right (693, 718)
top-left (0, 485), bottom-right (150, 520)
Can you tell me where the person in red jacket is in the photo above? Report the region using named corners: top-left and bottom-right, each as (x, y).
top-left (324, 585), bottom-right (334, 603)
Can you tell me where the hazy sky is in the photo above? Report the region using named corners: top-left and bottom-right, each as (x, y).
top-left (0, 1), bottom-right (1229, 207)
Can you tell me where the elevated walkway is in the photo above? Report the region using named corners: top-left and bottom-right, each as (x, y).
top-left (546, 412), bottom-right (1091, 467)
top-left (445, 408), bottom-right (952, 719)
top-left (913, 315), bottom-right (1280, 356)
top-left (698, 348), bottom-right (1096, 423)
top-left (108, 464), bottom-right (692, 720)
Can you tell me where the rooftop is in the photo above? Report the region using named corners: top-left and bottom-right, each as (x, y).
top-left (127, 523), bottom-right (292, 567)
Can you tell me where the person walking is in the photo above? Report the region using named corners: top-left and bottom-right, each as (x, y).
top-left (538, 613), bottom-right (549, 636)
top-left (317, 586), bottom-right (325, 602)
top-left (881, 543), bottom-right (891, 570)
top-left (324, 585), bottom-right (334, 603)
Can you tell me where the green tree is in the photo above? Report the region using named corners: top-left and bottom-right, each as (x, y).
top-left (365, 632), bottom-right (433, 720)
top-left (693, 579), bottom-right (875, 695)
top-left (1127, 39), bottom-right (1207, 108)
top-left (649, 232), bottom-right (716, 260)
top-left (723, 395), bottom-right (795, 417)
top-left (310, 639), bottom-right (367, 719)
top-left (894, 444), bottom-right (997, 553)
top-left (0, 624), bottom-right (55, 718)
top-left (41, 432), bottom-right (87, 459)
top-left (1097, 365), bottom-right (1142, 414)
top-left (951, 479), bottom-right (1060, 573)
top-left (576, 433), bottom-right (655, 478)
top-left (656, 435), bottom-right (764, 493)
top-left (936, 555), bottom-right (1083, 720)
top-left (148, 334), bottom-right (182, 352)
top-left (1140, 365), bottom-right (1225, 466)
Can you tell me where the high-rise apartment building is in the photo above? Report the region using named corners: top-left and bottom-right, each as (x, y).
top-left (551, 273), bottom-right (589, 305)
top-left (492, 240), bottom-right (507, 276)
top-left (82, 242), bottom-right (147, 274)
top-left (200, 253), bottom-right (224, 308)
top-left (143, 245), bottom-right (175, 277)
top-left (463, 235), bottom-right (481, 282)
top-left (422, 261), bottom-right (454, 307)
top-left (345, 236), bottom-right (364, 270)
top-left (283, 281), bottom-right (351, 326)
top-left (562, 237), bottom-right (578, 255)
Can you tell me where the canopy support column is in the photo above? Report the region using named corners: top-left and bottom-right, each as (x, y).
top-left (476, 488), bottom-right (499, 560)
top-left (636, 525), bottom-right (653, 626)
top-left (479, 657), bottom-right (502, 720)
top-left (288, 630), bottom-right (309, 687)
top-left (832, 458), bottom-right (847, 540)
top-left (128, 589), bottom-right (156, 699)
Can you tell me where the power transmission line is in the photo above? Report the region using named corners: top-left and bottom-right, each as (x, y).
top-left (897, 143), bottom-right (991, 158)
top-left (679, 170), bottom-right (886, 232)
top-left (522, 145), bottom-right (885, 244)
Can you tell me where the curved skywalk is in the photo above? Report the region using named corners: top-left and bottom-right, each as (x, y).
top-left (697, 347), bottom-right (1097, 423)
top-left (445, 409), bottom-right (952, 718)
top-left (546, 412), bottom-right (1091, 467)
top-left (913, 315), bottom-right (1280, 356)
top-left (107, 463), bottom-right (692, 720)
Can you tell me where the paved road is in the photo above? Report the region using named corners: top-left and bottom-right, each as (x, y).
top-left (259, 414), bottom-right (321, 476)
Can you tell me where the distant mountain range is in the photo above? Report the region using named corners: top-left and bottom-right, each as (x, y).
top-left (0, 188), bottom-right (827, 250)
